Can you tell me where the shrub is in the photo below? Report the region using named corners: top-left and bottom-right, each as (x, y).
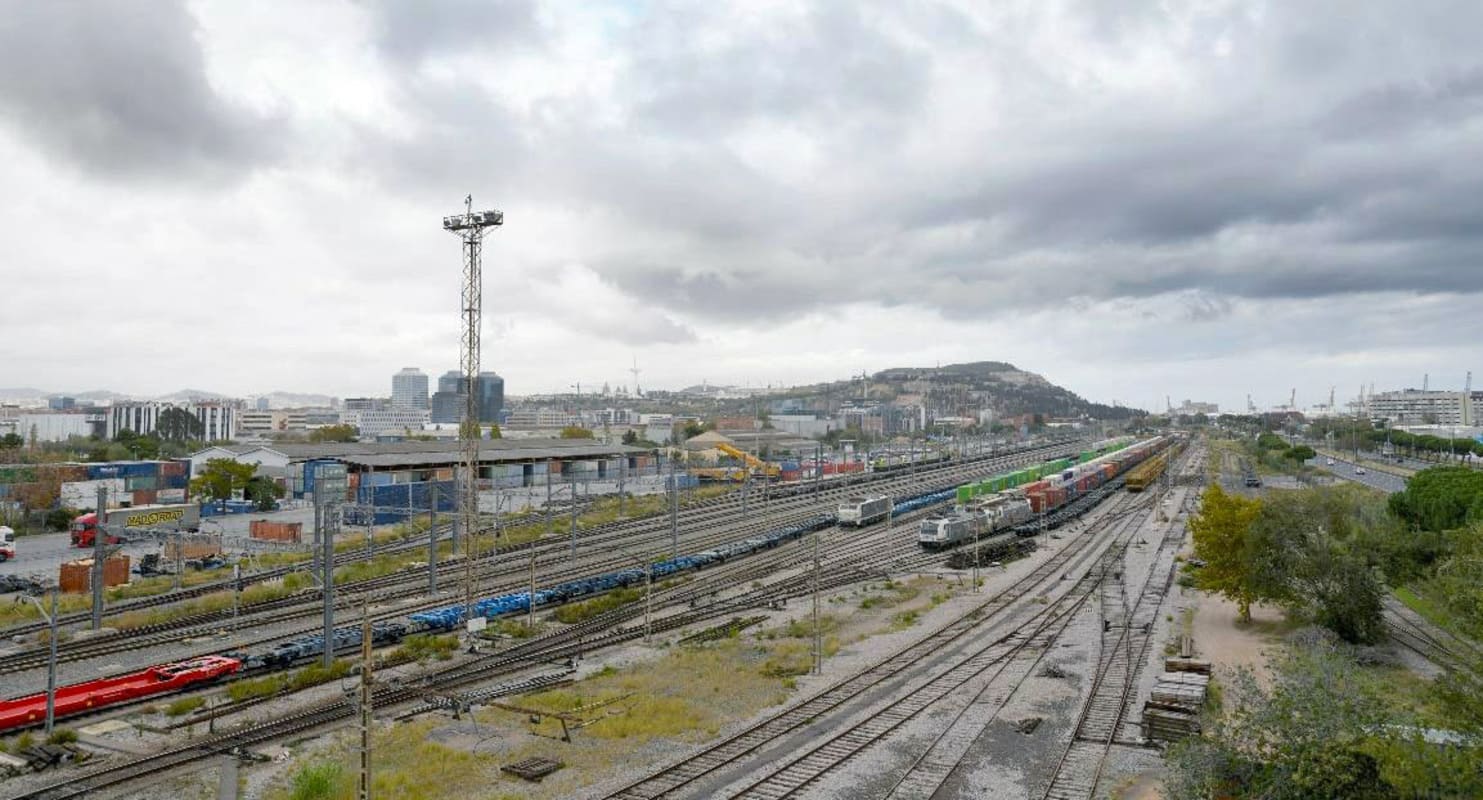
top-left (46, 728), bottom-right (78, 745)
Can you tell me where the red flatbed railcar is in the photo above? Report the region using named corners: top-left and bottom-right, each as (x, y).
top-left (0, 655), bottom-right (241, 733)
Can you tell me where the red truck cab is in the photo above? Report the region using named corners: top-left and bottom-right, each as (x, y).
top-left (70, 512), bottom-right (123, 548)
top-left (0, 526), bottom-right (14, 561)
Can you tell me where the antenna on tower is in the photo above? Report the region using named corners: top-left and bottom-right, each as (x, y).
top-left (1289, 388), bottom-right (1296, 412)
top-left (1328, 386), bottom-right (1336, 414)
top-left (629, 356), bottom-right (642, 399)
top-left (443, 195), bottom-right (502, 639)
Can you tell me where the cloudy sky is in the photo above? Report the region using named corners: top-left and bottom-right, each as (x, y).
top-left (1, 0), bottom-right (1479, 412)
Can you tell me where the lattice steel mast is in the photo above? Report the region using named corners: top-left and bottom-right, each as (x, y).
top-left (443, 197), bottom-right (502, 631)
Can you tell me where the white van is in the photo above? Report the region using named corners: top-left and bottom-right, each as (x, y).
top-left (0, 526), bottom-right (14, 561)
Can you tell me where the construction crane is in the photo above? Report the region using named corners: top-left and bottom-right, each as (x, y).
top-left (717, 442), bottom-right (780, 478)
top-left (1166, 395), bottom-right (1173, 414)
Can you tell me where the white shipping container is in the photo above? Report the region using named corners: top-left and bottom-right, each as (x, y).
top-left (61, 478), bottom-right (127, 509)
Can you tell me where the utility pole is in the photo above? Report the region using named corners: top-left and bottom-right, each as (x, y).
top-left (427, 485), bottom-right (438, 595)
top-left (669, 450), bottom-right (679, 557)
top-left (92, 486), bottom-right (106, 630)
top-left (320, 482), bottom-right (337, 669)
top-left (443, 196), bottom-right (501, 631)
top-left (617, 454), bottom-right (626, 518)
top-left (357, 597), bottom-right (373, 800)
top-left (43, 586), bottom-right (58, 734)
top-left (569, 467), bottom-right (578, 559)
top-left (812, 531), bottom-right (822, 675)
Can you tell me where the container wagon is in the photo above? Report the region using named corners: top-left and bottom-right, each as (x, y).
top-left (0, 656), bottom-right (240, 733)
top-left (837, 495), bottom-right (891, 527)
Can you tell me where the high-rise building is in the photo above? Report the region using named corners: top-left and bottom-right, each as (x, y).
top-left (430, 370), bottom-right (464, 424)
top-left (429, 370), bottom-right (505, 423)
top-left (476, 372), bottom-right (504, 423)
top-left (391, 367), bottom-right (429, 410)
top-left (48, 396), bottom-right (76, 411)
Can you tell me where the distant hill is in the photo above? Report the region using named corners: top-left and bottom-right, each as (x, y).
top-left (779, 361), bottom-right (1142, 420)
top-left (262, 391), bottom-right (337, 408)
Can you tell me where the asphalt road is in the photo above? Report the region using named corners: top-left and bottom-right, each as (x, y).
top-left (1307, 455), bottom-right (1409, 494)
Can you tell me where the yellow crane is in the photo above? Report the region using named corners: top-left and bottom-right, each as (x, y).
top-left (717, 442), bottom-right (781, 478)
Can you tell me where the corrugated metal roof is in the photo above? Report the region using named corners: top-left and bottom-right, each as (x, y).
top-left (318, 441), bottom-right (646, 468)
top-left (193, 438), bottom-right (645, 467)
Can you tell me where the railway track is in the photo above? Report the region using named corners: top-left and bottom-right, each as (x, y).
top-left (726, 515), bottom-right (1148, 800)
top-left (7, 469), bottom-right (1038, 800)
top-left (1039, 450), bottom-right (1198, 800)
top-left (0, 443), bottom-right (1074, 681)
top-left (600, 489), bottom-right (1158, 800)
top-left (0, 442), bottom-right (1106, 796)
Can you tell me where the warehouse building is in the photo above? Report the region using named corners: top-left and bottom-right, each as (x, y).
top-left (189, 438), bottom-right (656, 500)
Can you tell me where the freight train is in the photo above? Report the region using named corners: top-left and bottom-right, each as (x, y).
top-left (836, 495), bottom-right (892, 527)
top-left (919, 437), bottom-right (1171, 551)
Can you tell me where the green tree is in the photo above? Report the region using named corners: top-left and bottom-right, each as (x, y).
top-left (1190, 484), bottom-right (1264, 621)
top-left (1247, 488), bottom-right (1386, 644)
top-left (1388, 466), bottom-right (1483, 532)
top-left (621, 429), bottom-right (639, 445)
top-left (679, 420), bottom-right (705, 440)
top-left (1168, 634), bottom-right (1483, 798)
top-left (190, 458), bottom-right (258, 508)
top-left (308, 424), bottom-right (358, 443)
top-left (244, 475), bottom-right (284, 511)
top-left (560, 426), bottom-right (595, 439)
top-left (485, 423), bottom-right (501, 440)
top-left (0, 432), bottom-right (23, 449)
top-left (155, 407), bottom-right (204, 442)
top-left (1282, 444), bottom-right (1317, 462)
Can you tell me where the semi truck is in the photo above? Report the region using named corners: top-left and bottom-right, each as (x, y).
top-left (71, 504), bottom-right (201, 548)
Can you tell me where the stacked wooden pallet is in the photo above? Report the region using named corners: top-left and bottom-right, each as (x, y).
top-left (1141, 656), bottom-right (1212, 742)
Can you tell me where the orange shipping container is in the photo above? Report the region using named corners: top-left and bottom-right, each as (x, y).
top-left (249, 520), bottom-right (302, 543)
top-left (59, 556), bottom-right (131, 594)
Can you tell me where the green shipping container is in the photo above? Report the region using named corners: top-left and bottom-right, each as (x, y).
top-left (125, 475), bottom-right (157, 491)
top-left (957, 486), bottom-right (972, 504)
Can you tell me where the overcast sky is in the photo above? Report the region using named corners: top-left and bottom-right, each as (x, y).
top-left (1, 0), bottom-right (1479, 412)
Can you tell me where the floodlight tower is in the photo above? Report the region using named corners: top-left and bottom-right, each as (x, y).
top-left (443, 196), bottom-right (503, 632)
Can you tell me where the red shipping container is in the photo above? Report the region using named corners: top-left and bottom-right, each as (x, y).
top-left (161, 461), bottom-right (186, 477)
top-left (132, 489), bottom-right (157, 506)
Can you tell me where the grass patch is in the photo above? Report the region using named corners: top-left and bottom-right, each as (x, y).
top-left (165, 696), bottom-right (206, 717)
top-left (514, 642), bottom-right (790, 743)
top-left (45, 728), bottom-right (78, 745)
top-left (225, 659), bottom-right (353, 703)
top-left (552, 588), bottom-right (642, 624)
top-left (268, 721), bottom-right (504, 800)
top-left (392, 633), bottom-right (459, 664)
